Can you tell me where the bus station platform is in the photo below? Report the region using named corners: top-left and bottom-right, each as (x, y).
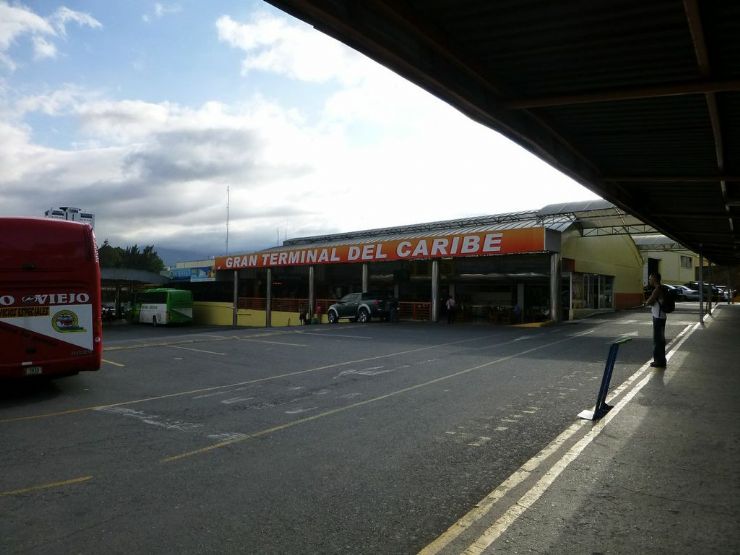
top-left (480, 303), bottom-right (740, 553)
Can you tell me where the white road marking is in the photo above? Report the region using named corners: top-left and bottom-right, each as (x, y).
top-left (221, 397), bottom-right (255, 405)
top-left (192, 388), bottom-right (246, 399)
top-left (422, 320), bottom-right (702, 555)
top-left (239, 338), bottom-right (308, 347)
top-left (163, 331), bottom-right (592, 463)
top-left (102, 359), bottom-right (125, 367)
top-left (295, 331), bottom-right (373, 340)
top-left (285, 407), bottom-right (317, 415)
top-left (8, 335), bottom-right (495, 426)
top-left (95, 406), bottom-right (203, 432)
top-left (207, 432), bottom-right (248, 441)
top-left (170, 345), bottom-right (225, 355)
top-left (468, 436), bottom-right (492, 447)
top-left (339, 393), bottom-right (362, 399)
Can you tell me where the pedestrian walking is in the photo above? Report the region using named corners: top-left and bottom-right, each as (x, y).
top-left (644, 272), bottom-right (667, 368)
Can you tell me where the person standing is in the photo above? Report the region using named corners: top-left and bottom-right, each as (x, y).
top-left (644, 272), bottom-right (667, 368)
top-left (446, 295), bottom-right (456, 324)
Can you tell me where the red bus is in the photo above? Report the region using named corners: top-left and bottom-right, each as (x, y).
top-left (0, 217), bottom-right (102, 379)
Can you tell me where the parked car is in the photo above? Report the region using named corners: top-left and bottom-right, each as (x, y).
top-left (683, 282), bottom-right (725, 301)
top-left (327, 292), bottom-right (398, 323)
top-left (674, 285), bottom-right (700, 301)
top-left (101, 304), bottom-right (116, 321)
top-left (716, 286), bottom-right (735, 301)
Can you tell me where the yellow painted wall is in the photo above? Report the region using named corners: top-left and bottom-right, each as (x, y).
top-left (641, 250), bottom-right (698, 285)
top-left (561, 230), bottom-right (644, 296)
top-left (193, 302), bottom-right (326, 327)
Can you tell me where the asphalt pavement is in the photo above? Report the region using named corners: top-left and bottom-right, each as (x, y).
top-left (428, 303), bottom-right (740, 554)
top-left (1, 304), bottom-right (738, 554)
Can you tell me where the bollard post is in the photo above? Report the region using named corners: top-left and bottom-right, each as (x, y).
top-left (578, 337), bottom-right (632, 421)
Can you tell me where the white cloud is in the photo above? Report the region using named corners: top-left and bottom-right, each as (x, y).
top-left (0, 9), bottom-right (599, 259)
top-left (216, 12), bottom-right (373, 84)
top-left (0, 3), bottom-right (54, 50)
top-left (15, 84), bottom-right (95, 116)
top-left (50, 6), bottom-right (101, 37)
top-left (0, 91), bottom-right (326, 253)
top-left (0, 2), bottom-right (100, 70)
top-left (31, 35), bottom-right (57, 60)
top-left (142, 3), bottom-right (181, 24)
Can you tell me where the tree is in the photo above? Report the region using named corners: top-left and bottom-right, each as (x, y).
top-left (98, 241), bottom-right (164, 272)
top-left (98, 240), bottom-right (122, 268)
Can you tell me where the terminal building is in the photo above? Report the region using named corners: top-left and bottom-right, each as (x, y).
top-left (190, 200), bottom-right (699, 327)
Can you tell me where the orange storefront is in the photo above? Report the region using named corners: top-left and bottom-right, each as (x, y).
top-left (213, 225), bottom-right (567, 325)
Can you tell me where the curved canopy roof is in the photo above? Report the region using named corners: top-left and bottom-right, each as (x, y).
top-left (266, 0), bottom-right (740, 264)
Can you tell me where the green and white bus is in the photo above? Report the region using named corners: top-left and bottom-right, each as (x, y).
top-left (129, 288), bottom-right (193, 325)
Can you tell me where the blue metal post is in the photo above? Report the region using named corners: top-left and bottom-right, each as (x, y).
top-left (579, 337), bottom-right (632, 421)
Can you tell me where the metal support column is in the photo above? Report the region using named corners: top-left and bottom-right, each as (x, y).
top-left (308, 265), bottom-right (315, 320)
top-left (232, 270), bottom-right (238, 328)
top-left (550, 253), bottom-right (561, 322)
top-left (729, 266), bottom-right (734, 304)
top-left (431, 259), bottom-right (439, 322)
top-left (362, 263), bottom-right (369, 293)
top-left (708, 262), bottom-right (713, 313)
top-left (265, 268), bottom-right (272, 328)
top-left (517, 282), bottom-right (525, 322)
top-left (699, 251), bottom-right (704, 323)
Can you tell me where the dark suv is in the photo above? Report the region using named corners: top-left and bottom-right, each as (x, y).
top-left (327, 292), bottom-right (398, 323)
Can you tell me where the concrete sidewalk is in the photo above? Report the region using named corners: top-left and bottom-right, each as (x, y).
top-left (480, 303), bottom-right (740, 554)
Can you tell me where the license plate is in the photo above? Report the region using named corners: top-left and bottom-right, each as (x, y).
top-left (24, 366), bottom-right (43, 376)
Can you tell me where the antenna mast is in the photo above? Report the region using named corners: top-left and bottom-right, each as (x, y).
top-left (226, 185), bottom-right (230, 255)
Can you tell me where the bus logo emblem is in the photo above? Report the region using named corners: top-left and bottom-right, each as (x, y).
top-left (51, 310), bottom-right (86, 333)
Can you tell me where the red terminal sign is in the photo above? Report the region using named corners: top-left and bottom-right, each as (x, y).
top-left (215, 228), bottom-right (545, 270)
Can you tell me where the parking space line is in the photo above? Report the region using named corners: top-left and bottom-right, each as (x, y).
top-left (102, 358), bottom-right (125, 367)
top-left (0, 335), bottom-right (516, 425)
top-left (239, 338), bottom-right (308, 347)
top-left (170, 345), bottom-right (226, 355)
top-left (192, 389), bottom-right (246, 399)
top-left (295, 331), bottom-right (373, 340)
top-left (161, 333), bottom-right (585, 463)
top-left (421, 322), bottom-right (700, 554)
top-left (0, 476), bottom-right (92, 497)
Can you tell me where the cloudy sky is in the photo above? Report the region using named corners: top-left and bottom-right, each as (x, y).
top-left (0, 0), bottom-right (600, 263)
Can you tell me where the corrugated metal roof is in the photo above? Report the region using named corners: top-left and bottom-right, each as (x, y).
top-left (272, 216), bottom-right (555, 252)
top-left (632, 234), bottom-right (692, 251)
top-left (266, 0), bottom-right (740, 264)
top-left (275, 200), bottom-right (646, 252)
top-left (283, 210), bottom-right (540, 247)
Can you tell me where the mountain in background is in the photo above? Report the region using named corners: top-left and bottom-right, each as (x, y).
top-left (156, 246), bottom-right (215, 267)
